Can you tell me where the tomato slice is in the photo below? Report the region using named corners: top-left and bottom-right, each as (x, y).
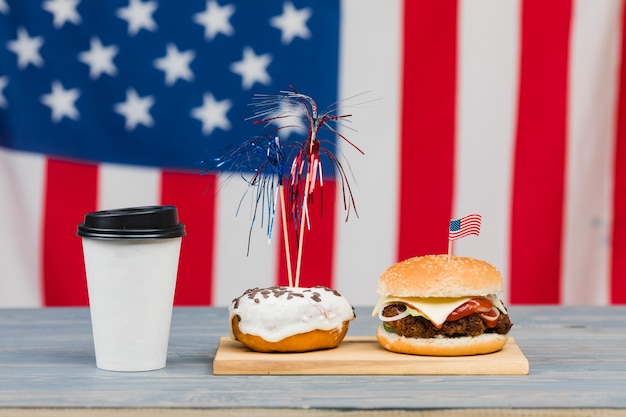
top-left (446, 298), bottom-right (493, 322)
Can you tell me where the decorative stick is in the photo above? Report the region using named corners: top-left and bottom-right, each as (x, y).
top-left (279, 184), bottom-right (293, 287)
top-left (294, 166), bottom-right (313, 288)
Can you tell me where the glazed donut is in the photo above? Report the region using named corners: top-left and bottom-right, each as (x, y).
top-left (229, 286), bottom-right (356, 353)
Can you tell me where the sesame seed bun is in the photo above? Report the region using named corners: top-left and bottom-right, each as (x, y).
top-left (377, 254), bottom-right (503, 298)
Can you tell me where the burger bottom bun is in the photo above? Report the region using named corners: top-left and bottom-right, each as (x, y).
top-left (231, 316), bottom-right (351, 353)
top-left (376, 324), bottom-right (508, 356)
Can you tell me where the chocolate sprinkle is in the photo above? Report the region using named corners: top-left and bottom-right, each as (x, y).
top-left (231, 285), bottom-right (347, 310)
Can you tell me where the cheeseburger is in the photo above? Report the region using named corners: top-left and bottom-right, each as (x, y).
top-left (372, 255), bottom-right (512, 356)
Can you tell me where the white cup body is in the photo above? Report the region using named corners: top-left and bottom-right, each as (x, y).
top-left (81, 237), bottom-right (182, 371)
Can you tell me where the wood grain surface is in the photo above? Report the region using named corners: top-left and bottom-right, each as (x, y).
top-left (2, 306), bottom-right (626, 413)
top-left (213, 336), bottom-right (529, 375)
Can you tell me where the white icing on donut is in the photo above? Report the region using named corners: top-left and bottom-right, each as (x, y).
top-left (229, 286), bottom-right (356, 343)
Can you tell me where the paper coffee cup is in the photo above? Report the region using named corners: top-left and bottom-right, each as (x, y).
top-left (77, 206), bottom-right (185, 372)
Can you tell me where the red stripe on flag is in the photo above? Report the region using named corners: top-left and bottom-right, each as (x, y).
top-left (161, 171), bottom-right (216, 305)
top-left (510, 1), bottom-right (572, 304)
top-left (276, 180), bottom-right (336, 289)
top-left (397, 0), bottom-right (458, 261)
top-left (610, 2), bottom-right (626, 305)
top-left (42, 158), bottom-right (97, 306)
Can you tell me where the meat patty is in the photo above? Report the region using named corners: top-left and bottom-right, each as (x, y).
top-left (382, 304), bottom-right (513, 338)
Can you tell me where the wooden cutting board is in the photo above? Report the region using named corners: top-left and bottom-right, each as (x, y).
top-left (213, 336), bottom-right (529, 375)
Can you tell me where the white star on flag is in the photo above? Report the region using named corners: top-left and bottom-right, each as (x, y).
top-left (270, 1), bottom-right (312, 45)
top-left (40, 80), bottom-right (81, 122)
top-left (116, 0), bottom-right (158, 36)
top-left (230, 46), bottom-right (272, 90)
top-left (0, 76), bottom-right (8, 108)
top-left (153, 43), bottom-right (196, 86)
top-left (193, 0), bottom-right (235, 41)
top-left (6, 27), bottom-right (45, 69)
top-left (269, 99), bottom-right (307, 139)
top-left (0, 0), bottom-right (10, 14)
top-left (114, 88), bottom-right (155, 131)
top-left (42, 0), bottom-right (82, 29)
top-left (78, 37), bottom-right (119, 79)
top-left (191, 92), bottom-right (232, 135)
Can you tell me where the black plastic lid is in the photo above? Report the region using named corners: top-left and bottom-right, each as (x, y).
top-left (77, 206), bottom-right (186, 240)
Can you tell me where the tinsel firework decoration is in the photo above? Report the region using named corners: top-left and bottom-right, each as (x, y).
top-left (205, 135), bottom-right (288, 258)
top-left (208, 88), bottom-right (363, 287)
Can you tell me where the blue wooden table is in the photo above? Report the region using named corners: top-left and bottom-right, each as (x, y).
top-left (1, 306), bottom-right (625, 416)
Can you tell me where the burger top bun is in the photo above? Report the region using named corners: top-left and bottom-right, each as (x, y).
top-left (377, 254), bottom-right (503, 298)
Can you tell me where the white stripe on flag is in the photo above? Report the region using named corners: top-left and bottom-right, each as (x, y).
top-left (0, 148), bottom-right (45, 307)
top-left (562, 0), bottom-right (621, 305)
top-left (334, 0), bottom-right (402, 305)
top-left (212, 173), bottom-right (278, 305)
top-left (454, 0), bottom-right (520, 304)
top-left (98, 163), bottom-right (161, 210)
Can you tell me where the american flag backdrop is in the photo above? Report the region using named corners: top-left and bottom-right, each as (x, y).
top-left (1, 0), bottom-right (626, 307)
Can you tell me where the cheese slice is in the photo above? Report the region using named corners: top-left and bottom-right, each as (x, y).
top-left (372, 294), bottom-right (507, 327)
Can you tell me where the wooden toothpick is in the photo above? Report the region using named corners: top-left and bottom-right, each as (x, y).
top-left (279, 185), bottom-right (293, 287)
